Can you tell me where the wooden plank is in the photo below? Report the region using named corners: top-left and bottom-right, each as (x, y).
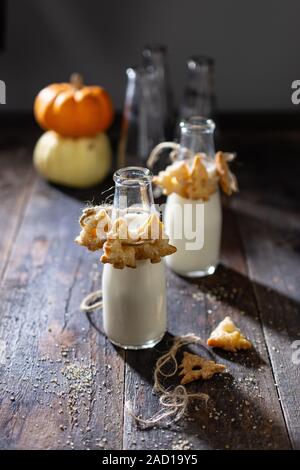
top-left (0, 178), bottom-right (124, 449)
top-left (0, 132), bottom-right (297, 450)
top-left (123, 206), bottom-right (291, 450)
top-left (0, 146), bottom-right (35, 280)
top-left (234, 189), bottom-right (300, 449)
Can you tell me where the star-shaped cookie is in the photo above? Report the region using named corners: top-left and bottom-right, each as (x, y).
top-left (178, 351), bottom-right (226, 385)
top-left (207, 316), bottom-right (252, 352)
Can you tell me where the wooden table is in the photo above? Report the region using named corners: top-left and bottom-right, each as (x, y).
top-left (0, 119), bottom-right (299, 450)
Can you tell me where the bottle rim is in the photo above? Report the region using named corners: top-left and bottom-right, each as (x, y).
top-left (126, 66), bottom-right (157, 80)
top-left (113, 166), bottom-right (153, 186)
top-left (180, 115), bottom-right (215, 132)
top-left (188, 55), bottom-right (214, 68)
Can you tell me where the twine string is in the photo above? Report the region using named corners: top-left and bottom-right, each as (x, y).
top-left (80, 290), bottom-right (103, 312)
top-left (79, 289), bottom-right (210, 427)
top-left (147, 142), bottom-right (180, 169)
top-left (147, 141), bottom-right (236, 170)
top-left (126, 334), bottom-right (209, 428)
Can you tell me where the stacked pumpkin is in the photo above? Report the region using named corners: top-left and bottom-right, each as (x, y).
top-left (33, 74), bottom-right (114, 188)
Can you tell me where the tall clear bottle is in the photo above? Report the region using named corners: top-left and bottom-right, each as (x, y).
top-left (142, 44), bottom-right (174, 139)
top-left (117, 67), bottom-right (165, 168)
top-left (179, 56), bottom-right (216, 124)
top-left (164, 116), bottom-right (222, 277)
top-left (102, 167), bottom-right (167, 349)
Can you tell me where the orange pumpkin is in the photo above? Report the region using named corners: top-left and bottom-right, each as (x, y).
top-left (34, 74), bottom-right (114, 137)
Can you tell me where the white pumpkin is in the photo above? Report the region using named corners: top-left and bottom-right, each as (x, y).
top-left (33, 131), bottom-right (112, 188)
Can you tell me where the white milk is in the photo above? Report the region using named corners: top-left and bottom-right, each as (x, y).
top-left (164, 190), bottom-right (222, 277)
top-left (102, 259), bottom-right (167, 348)
top-left (123, 210), bottom-right (150, 235)
top-left (101, 212), bottom-right (167, 349)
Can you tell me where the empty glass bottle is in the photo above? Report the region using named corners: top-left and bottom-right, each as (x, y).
top-left (179, 56), bottom-right (216, 124)
top-left (142, 44), bottom-right (174, 138)
top-left (117, 67), bottom-right (165, 168)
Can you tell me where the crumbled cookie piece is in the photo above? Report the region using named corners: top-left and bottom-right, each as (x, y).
top-left (101, 238), bottom-right (136, 269)
top-left (154, 153), bottom-right (231, 200)
top-left (171, 160), bottom-right (191, 183)
top-left (101, 237), bottom-right (176, 269)
top-left (100, 212), bottom-right (176, 269)
top-left (178, 351), bottom-right (226, 385)
top-left (215, 151), bottom-right (238, 196)
top-left (207, 316), bottom-right (252, 352)
top-left (153, 161), bottom-right (189, 198)
top-left (75, 207), bottom-right (111, 251)
top-left (77, 207), bottom-right (176, 269)
top-left (186, 154), bottom-right (217, 201)
top-left (136, 238), bottom-right (176, 263)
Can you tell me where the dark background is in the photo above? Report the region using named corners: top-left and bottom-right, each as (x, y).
top-left (0, 0), bottom-right (299, 113)
top-left (0, 1), bottom-right (300, 453)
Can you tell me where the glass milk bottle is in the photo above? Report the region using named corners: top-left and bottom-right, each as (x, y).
top-left (164, 117), bottom-right (222, 277)
top-left (102, 167), bottom-right (167, 349)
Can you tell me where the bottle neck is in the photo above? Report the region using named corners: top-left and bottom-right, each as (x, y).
top-left (178, 116), bottom-right (216, 161)
top-left (186, 56), bottom-right (214, 96)
top-left (142, 45), bottom-right (167, 75)
top-left (113, 167), bottom-right (154, 218)
top-left (179, 56), bottom-right (215, 122)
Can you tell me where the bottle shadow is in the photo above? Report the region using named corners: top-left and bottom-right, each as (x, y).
top-left (184, 262), bottom-right (300, 339)
top-left (119, 332), bottom-right (290, 449)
